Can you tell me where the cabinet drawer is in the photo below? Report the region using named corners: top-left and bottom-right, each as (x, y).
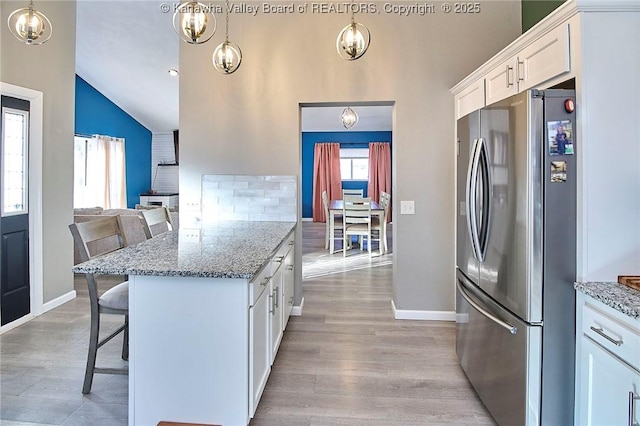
top-left (249, 266), bottom-right (271, 306)
top-left (272, 232), bottom-right (295, 272)
top-left (582, 302), bottom-right (640, 370)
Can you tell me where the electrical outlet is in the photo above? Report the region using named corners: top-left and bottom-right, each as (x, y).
top-left (181, 229), bottom-right (201, 243)
top-left (400, 201), bottom-right (415, 215)
top-left (184, 201), bottom-right (201, 211)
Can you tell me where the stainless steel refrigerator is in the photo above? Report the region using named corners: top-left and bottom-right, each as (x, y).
top-left (456, 89), bottom-right (577, 426)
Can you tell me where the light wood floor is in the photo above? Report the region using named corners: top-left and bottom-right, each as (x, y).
top-left (0, 222), bottom-right (494, 425)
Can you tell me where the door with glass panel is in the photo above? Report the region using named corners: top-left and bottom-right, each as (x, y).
top-left (0, 96), bottom-right (30, 326)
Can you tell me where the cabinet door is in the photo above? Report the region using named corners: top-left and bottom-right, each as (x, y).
top-left (485, 57), bottom-right (517, 105)
top-left (456, 79), bottom-right (485, 119)
top-left (577, 336), bottom-right (640, 426)
top-left (282, 247), bottom-right (295, 329)
top-left (249, 285), bottom-right (270, 418)
top-left (517, 23), bottom-right (570, 92)
top-left (269, 269), bottom-right (284, 364)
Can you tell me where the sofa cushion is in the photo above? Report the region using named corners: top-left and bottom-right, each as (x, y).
top-left (74, 207), bottom-right (104, 215)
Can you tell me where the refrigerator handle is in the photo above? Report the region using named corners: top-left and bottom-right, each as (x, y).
top-left (477, 137), bottom-right (492, 262)
top-left (468, 138), bottom-right (483, 261)
top-left (456, 271), bottom-right (518, 335)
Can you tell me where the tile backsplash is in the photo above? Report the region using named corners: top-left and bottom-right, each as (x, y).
top-left (201, 175), bottom-right (297, 223)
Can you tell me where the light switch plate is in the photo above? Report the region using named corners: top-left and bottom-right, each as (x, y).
top-left (181, 229), bottom-right (201, 243)
top-left (400, 201), bottom-right (415, 215)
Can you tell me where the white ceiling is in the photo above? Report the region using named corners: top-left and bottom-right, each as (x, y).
top-left (75, 2), bottom-right (393, 134)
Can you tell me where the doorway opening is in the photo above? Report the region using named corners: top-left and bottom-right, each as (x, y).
top-left (299, 102), bottom-right (395, 278)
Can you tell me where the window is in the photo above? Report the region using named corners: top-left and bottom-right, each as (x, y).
top-left (73, 135), bottom-right (127, 209)
top-left (340, 148), bottom-right (369, 181)
top-left (1, 108), bottom-right (29, 215)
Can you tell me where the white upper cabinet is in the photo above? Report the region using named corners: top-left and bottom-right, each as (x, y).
top-left (454, 11), bottom-right (574, 110)
top-left (484, 57), bottom-right (518, 106)
top-left (484, 23), bottom-right (571, 106)
top-left (517, 23), bottom-right (571, 92)
top-left (456, 78), bottom-right (486, 119)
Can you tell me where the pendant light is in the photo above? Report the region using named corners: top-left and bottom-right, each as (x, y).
top-left (212, 0), bottom-right (242, 74)
top-left (336, 1), bottom-right (370, 60)
top-left (7, 0), bottom-right (52, 45)
top-left (341, 107), bottom-right (358, 130)
top-left (173, 1), bottom-right (216, 44)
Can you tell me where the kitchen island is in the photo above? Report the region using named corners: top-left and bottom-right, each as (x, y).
top-left (73, 221), bottom-right (297, 426)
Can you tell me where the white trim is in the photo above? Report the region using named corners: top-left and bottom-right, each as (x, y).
top-left (0, 313), bottom-right (35, 335)
top-left (0, 82), bottom-right (44, 321)
top-left (290, 297), bottom-right (304, 316)
top-left (301, 217), bottom-right (313, 222)
top-left (391, 299), bottom-right (456, 321)
top-left (42, 290), bottom-right (76, 313)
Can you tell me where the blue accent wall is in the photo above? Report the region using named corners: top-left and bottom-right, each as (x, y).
top-left (75, 75), bottom-right (152, 208)
top-left (302, 131), bottom-right (392, 218)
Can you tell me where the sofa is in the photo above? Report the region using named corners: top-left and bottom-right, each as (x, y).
top-left (72, 207), bottom-right (179, 265)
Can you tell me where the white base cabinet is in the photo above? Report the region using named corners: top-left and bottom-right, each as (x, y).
top-left (576, 293), bottom-right (640, 426)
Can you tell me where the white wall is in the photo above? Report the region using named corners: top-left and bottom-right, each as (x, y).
top-left (179, 4), bottom-right (522, 312)
top-left (151, 132), bottom-right (179, 193)
top-left (1, 1), bottom-right (76, 303)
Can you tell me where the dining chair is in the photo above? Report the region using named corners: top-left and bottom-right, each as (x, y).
top-left (343, 196), bottom-right (380, 257)
top-left (140, 206), bottom-right (175, 239)
top-left (372, 191), bottom-right (391, 253)
top-left (69, 216), bottom-right (130, 394)
top-left (322, 190), bottom-right (345, 251)
top-left (342, 188), bottom-right (364, 197)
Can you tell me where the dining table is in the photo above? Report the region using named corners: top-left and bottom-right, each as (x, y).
top-left (328, 199), bottom-right (385, 254)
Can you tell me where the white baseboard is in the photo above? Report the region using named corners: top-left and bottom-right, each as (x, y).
top-left (0, 290), bottom-right (77, 335)
top-left (43, 290), bottom-right (77, 313)
top-left (301, 218), bottom-right (313, 222)
top-left (0, 314), bottom-right (35, 335)
top-left (290, 297), bottom-right (304, 316)
top-left (391, 300), bottom-right (456, 321)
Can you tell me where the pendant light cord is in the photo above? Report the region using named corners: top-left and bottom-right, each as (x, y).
top-left (225, 0), bottom-right (230, 42)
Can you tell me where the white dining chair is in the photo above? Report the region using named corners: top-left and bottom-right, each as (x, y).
top-left (342, 188), bottom-right (364, 197)
top-left (343, 196), bottom-right (380, 257)
top-left (322, 190), bottom-right (345, 251)
top-left (372, 191), bottom-right (391, 253)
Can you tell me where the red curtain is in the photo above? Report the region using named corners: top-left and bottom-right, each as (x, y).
top-left (313, 143), bottom-right (342, 222)
top-left (368, 142), bottom-right (391, 221)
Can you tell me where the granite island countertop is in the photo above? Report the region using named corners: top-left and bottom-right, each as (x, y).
top-left (72, 221), bottom-right (296, 280)
top-left (574, 281), bottom-right (640, 320)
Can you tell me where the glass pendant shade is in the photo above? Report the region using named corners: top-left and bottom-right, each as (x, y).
top-left (212, 41), bottom-right (242, 74)
top-left (172, 1), bottom-right (216, 44)
top-left (336, 21), bottom-right (370, 60)
top-left (341, 107), bottom-right (358, 129)
top-left (7, 1), bottom-right (52, 45)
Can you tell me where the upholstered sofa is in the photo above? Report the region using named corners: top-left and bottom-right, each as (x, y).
top-left (72, 207), bottom-right (179, 265)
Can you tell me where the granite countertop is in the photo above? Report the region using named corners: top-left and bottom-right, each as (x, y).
top-left (574, 281), bottom-right (640, 320)
top-left (73, 221), bottom-right (296, 280)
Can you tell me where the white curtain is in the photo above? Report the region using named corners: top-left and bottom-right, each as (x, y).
top-left (73, 135), bottom-right (127, 209)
